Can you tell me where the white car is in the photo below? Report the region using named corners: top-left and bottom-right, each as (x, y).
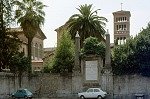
top-left (78, 88), bottom-right (107, 99)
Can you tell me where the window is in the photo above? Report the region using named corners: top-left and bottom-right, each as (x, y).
top-left (124, 25), bottom-right (126, 30)
top-left (116, 18), bottom-right (118, 22)
top-left (35, 43), bottom-right (38, 58)
top-left (116, 25), bottom-right (119, 30)
top-left (125, 17), bottom-right (127, 21)
top-left (117, 24), bottom-right (127, 31)
top-left (87, 89), bottom-right (93, 92)
top-left (39, 44), bottom-right (42, 58)
top-left (122, 17), bottom-right (124, 21)
top-left (94, 89), bottom-right (100, 92)
top-left (32, 43), bottom-right (34, 59)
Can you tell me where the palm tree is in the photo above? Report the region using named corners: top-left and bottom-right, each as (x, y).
top-left (66, 4), bottom-right (108, 47)
top-left (14, 0), bottom-right (46, 73)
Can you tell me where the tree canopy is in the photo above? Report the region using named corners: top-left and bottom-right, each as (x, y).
top-left (51, 30), bottom-right (75, 74)
top-left (10, 52), bottom-right (30, 87)
top-left (112, 23), bottom-right (150, 77)
top-left (14, 0), bottom-right (46, 73)
top-left (0, 0), bottom-right (21, 71)
top-left (81, 36), bottom-right (105, 58)
top-left (66, 4), bottom-right (107, 47)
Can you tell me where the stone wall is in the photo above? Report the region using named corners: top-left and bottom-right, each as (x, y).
top-left (113, 74), bottom-right (150, 99)
top-left (0, 72), bottom-right (82, 98)
top-left (0, 72), bottom-right (150, 99)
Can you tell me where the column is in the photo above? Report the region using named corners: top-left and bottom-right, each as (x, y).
top-left (74, 31), bottom-right (80, 73)
top-left (105, 29), bottom-right (111, 69)
top-left (103, 29), bottom-right (113, 98)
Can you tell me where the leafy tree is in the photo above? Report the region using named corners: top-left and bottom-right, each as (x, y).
top-left (112, 39), bottom-right (137, 75)
top-left (66, 4), bottom-right (107, 47)
top-left (43, 57), bottom-right (54, 73)
top-left (81, 36), bottom-right (105, 58)
top-left (112, 23), bottom-right (150, 77)
top-left (133, 23), bottom-right (150, 76)
top-left (51, 30), bottom-right (75, 74)
top-left (0, 0), bottom-right (13, 28)
top-left (10, 52), bottom-right (30, 87)
top-left (0, 0), bottom-right (21, 71)
top-left (14, 0), bottom-right (46, 73)
top-left (0, 32), bottom-right (21, 71)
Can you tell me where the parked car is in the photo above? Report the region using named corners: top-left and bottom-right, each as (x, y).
top-left (78, 88), bottom-right (107, 99)
top-left (11, 89), bottom-right (33, 99)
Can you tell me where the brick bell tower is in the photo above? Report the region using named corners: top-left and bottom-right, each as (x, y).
top-left (113, 4), bottom-right (131, 45)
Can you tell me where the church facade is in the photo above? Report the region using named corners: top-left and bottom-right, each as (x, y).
top-left (10, 27), bottom-right (46, 72)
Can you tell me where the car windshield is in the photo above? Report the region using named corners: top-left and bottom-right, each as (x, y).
top-left (25, 90), bottom-right (32, 94)
top-left (17, 90), bottom-right (22, 93)
top-left (86, 89), bottom-right (93, 92)
top-left (94, 89), bottom-right (100, 92)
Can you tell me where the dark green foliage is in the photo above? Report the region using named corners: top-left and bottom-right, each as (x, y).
top-left (14, 0), bottom-right (46, 73)
top-left (134, 23), bottom-right (150, 76)
top-left (43, 58), bottom-right (54, 73)
top-left (10, 52), bottom-right (30, 87)
top-left (112, 23), bottom-right (150, 77)
top-left (81, 36), bottom-right (105, 58)
top-left (0, 0), bottom-right (30, 74)
top-left (112, 39), bottom-right (138, 75)
top-left (66, 4), bottom-right (107, 47)
top-left (0, 0), bottom-right (13, 28)
top-left (43, 66), bottom-right (51, 73)
top-left (0, 0), bottom-right (20, 71)
top-left (0, 32), bottom-right (21, 71)
top-left (10, 52), bottom-right (30, 73)
top-left (51, 30), bottom-right (75, 74)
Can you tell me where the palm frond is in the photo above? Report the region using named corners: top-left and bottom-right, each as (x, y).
top-left (66, 4), bottom-right (107, 46)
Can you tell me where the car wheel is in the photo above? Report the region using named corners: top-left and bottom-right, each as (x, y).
top-left (12, 95), bottom-right (15, 99)
top-left (97, 95), bottom-right (102, 99)
top-left (24, 96), bottom-right (28, 99)
top-left (80, 95), bottom-right (85, 99)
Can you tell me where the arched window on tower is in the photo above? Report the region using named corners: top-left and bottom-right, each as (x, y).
top-left (123, 37), bottom-right (126, 43)
top-left (116, 17), bottom-right (119, 22)
top-left (124, 24), bottom-right (127, 30)
top-left (117, 25), bottom-right (119, 31)
top-left (125, 17), bottom-right (127, 21)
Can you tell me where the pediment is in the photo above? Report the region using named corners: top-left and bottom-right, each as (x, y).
top-left (34, 28), bottom-right (46, 40)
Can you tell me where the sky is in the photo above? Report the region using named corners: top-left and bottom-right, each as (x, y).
top-left (41, 0), bottom-right (150, 48)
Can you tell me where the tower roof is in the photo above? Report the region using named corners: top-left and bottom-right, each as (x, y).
top-left (113, 10), bottom-right (131, 17)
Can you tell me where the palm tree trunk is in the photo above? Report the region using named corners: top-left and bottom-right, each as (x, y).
top-left (18, 72), bottom-right (22, 88)
top-left (28, 38), bottom-right (32, 74)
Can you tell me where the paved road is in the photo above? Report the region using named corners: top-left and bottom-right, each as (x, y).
top-left (0, 96), bottom-right (78, 99)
